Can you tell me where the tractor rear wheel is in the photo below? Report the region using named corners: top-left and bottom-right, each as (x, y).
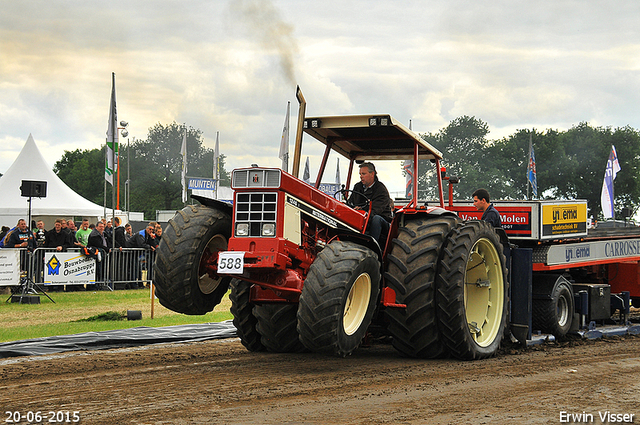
top-left (254, 304), bottom-right (306, 352)
top-left (230, 279), bottom-right (265, 352)
top-left (154, 205), bottom-right (232, 315)
top-left (297, 241), bottom-right (380, 357)
top-left (436, 221), bottom-right (508, 360)
top-left (385, 216), bottom-right (459, 358)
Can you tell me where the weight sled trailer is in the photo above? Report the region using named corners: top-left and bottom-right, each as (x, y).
top-left (449, 200), bottom-right (640, 343)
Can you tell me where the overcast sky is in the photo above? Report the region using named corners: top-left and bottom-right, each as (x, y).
top-left (1, 0), bottom-right (639, 195)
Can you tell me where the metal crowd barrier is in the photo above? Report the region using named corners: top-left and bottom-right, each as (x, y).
top-left (1, 247), bottom-right (156, 291)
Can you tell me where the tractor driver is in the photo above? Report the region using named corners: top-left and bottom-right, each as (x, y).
top-left (348, 162), bottom-right (393, 243)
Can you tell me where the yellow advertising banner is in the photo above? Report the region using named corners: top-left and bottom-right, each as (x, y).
top-left (541, 203), bottom-right (587, 236)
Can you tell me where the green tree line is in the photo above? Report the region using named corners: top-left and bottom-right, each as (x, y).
top-left (414, 116), bottom-right (640, 220)
top-left (54, 118), bottom-right (640, 221)
top-left (54, 122), bottom-right (230, 220)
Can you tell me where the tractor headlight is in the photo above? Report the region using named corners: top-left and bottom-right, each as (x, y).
top-left (261, 223), bottom-right (275, 236)
top-left (236, 223), bottom-right (249, 236)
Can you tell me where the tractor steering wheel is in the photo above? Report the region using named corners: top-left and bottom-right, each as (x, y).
top-left (335, 189), bottom-right (371, 210)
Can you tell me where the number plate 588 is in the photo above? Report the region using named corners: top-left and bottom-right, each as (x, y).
top-left (217, 251), bottom-right (245, 274)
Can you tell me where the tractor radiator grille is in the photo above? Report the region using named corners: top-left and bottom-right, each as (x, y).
top-left (235, 192), bottom-right (278, 237)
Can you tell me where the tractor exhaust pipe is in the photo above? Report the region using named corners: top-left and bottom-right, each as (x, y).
top-left (292, 85), bottom-right (306, 178)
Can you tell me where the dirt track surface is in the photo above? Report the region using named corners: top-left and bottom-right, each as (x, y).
top-left (1, 335), bottom-right (639, 425)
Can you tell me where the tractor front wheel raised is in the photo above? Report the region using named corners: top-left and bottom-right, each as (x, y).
top-left (297, 241), bottom-right (380, 357)
top-left (153, 205), bottom-right (232, 315)
top-left (436, 221), bottom-right (508, 360)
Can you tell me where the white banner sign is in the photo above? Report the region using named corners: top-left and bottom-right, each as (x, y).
top-left (44, 252), bottom-right (96, 285)
top-left (0, 250), bottom-right (20, 286)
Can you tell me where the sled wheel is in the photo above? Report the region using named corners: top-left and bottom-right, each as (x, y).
top-left (437, 221), bottom-right (508, 360)
top-left (532, 275), bottom-right (574, 339)
top-left (154, 205), bottom-right (232, 315)
top-left (385, 216), bottom-right (459, 358)
top-left (254, 304), bottom-right (307, 353)
top-left (230, 279), bottom-right (266, 352)
top-left (297, 241), bottom-right (380, 357)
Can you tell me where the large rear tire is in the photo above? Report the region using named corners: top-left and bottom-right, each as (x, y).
top-left (254, 304), bottom-right (306, 353)
top-left (297, 241), bottom-right (381, 357)
top-left (436, 221), bottom-right (508, 360)
top-left (154, 205), bottom-right (232, 315)
top-left (385, 216), bottom-right (459, 358)
top-left (532, 274), bottom-right (574, 339)
top-left (230, 279), bottom-right (266, 352)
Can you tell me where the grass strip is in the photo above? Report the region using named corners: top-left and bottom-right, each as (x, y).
top-left (0, 288), bottom-right (232, 342)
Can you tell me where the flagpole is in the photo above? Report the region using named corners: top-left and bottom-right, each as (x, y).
top-left (181, 125), bottom-right (187, 205)
top-left (103, 140), bottom-right (107, 219)
top-left (527, 133), bottom-right (531, 200)
top-left (111, 74), bottom-right (116, 280)
top-left (127, 138), bottom-right (130, 223)
top-left (215, 131), bottom-right (220, 200)
top-left (117, 147), bottom-right (120, 210)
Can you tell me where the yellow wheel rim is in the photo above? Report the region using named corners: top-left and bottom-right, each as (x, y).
top-left (464, 238), bottom-right (504, 347)
top-left (343, 273), bottom-right (372, 336)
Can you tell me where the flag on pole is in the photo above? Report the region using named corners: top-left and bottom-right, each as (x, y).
top-left (336, 158), bottom-right (341, 186)
top-left (403, 160), bottom-right (413, 198)
top-left (303, 157), bottom-right (310, 184)
top-left (404, 119), bottom-right (414, 198)
top-left (214, 131), bottom-right (220, 181)
top-left (105, 72), bottom-right (118, 185)
top-left (279, 101), bottom-right (290, 172)
top-left (527, 135), bottom-right (538, 198)
top-left (181, 127), bottom-right (188, 203)
top-left (600, 145), bottom-right (621, 219)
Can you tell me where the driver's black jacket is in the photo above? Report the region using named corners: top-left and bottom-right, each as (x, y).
top-left (348, 177), bottom-right (393, 222)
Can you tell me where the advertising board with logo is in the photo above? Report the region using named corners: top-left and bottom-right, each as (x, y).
top-left (44, 252), bottom-right (96, 285)
top-left (449, 206), bottom-right (533, 238)
top-left (541, 203), bottom-right (587, 237)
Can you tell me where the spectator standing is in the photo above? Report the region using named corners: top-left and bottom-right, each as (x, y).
top-left (33, 220), bottom-right (47, 248)
top-left (140, 222), bottom-right (158, 250)
top-left (45, 219), bottom-right (73, 251)
top-left (67, 219), bottom-right (77, 243)
top-left (0, 226), bottom-right (10, 243)
top-left (113, 217), bottom-right (127, 249)
top-left (155, 223), bottom-right (163, 243)
top-left (75, 219), bottom-right (92, 247)
top-left (6, 219), bottom-right (36, 250)
top-left (128, 226), bottom-right (154, 287)
top-left (60, 218), bottom-right (70, 236)
top-left (104, 219), bottom-right (113, 240)
top-left (88, 221), bottom-right (111, 253)
top-left (6, 219), bottom-right (35, 273)
top-left (88, 221), bottom-right (111, 281)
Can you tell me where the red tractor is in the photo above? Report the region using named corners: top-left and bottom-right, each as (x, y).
top-left (154, 88), bottom-right (509, 359)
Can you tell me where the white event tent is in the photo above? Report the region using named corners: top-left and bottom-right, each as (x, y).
top-left (0, 134), bottom-right (105, 228)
